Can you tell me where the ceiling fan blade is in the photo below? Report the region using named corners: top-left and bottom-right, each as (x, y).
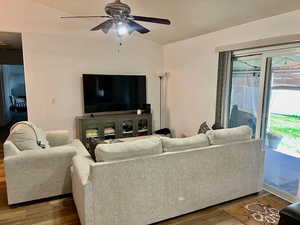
top-left (127, 20), bottom-right (150, 34)
top-left (91, 19), bottom-right (114, 33)
top-left (61, 16), bottom-right (110, 19)
top-left (131, 16), bottom-right (171, 25)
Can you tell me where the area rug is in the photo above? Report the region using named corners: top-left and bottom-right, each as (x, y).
top-left (224, 195), bottom-right (289, 225)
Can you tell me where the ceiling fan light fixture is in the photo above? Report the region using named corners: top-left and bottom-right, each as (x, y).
top-left (61, 0), bottom-right (171, 37)
top-left (116, 24), bottom-right (128, 37)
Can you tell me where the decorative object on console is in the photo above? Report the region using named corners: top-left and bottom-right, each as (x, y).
top-left (104, 127), bottom-right (115, 136)
top-left (122, 121), bottom-right (133, 133)
top-left (198, 121), bottom-right (211, 134)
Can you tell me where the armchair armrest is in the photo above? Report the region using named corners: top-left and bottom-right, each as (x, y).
top-left (71, 155), bottom-right (94, 225)
top-left (72, 155), bottom-right (93, 186)
top-left (3, 141), bottom-right (20, 157)
top-left (4, 146), bottom-right (77, 204)
top-left (46, 130), bottom-right (71, 147)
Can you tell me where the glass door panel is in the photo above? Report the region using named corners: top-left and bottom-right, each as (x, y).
top-left (121, 120), bottom-right (134, 138)
top-left (263, 53), bottom-right (300, 198)
top-left (228, 56), bottom-right (262, 137)
top-left (138, 119), bottom-right (149, 136)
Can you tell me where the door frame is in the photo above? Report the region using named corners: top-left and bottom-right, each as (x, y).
top-left (259, 48), bottom-right (300, 140)
top-left (225, 45), bottom-right (300, 202)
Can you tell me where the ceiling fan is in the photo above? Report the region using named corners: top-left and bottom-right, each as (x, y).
top-left (61, 0), bottom-right (171, 37)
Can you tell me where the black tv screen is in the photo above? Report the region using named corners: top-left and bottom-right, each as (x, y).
top-left (83, 74), bottom-right (147, 113)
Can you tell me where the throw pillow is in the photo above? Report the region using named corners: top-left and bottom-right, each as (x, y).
top-left (198, 121), bottom-right (211, 134)
top-left (161, 134), bottom-right (210, 152)
top-left (8, 121), bottom-right (50, 151)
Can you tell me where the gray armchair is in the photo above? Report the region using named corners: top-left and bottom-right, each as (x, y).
top-left (4, 130), bottom-right (88, 205)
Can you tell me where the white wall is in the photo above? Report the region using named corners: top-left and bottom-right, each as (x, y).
top-left (0, 0), bottom-right (163, 136)
top-left (163, 9), bottom-right (300, 137)
top-left (22, 33), bottom-right (162, 135)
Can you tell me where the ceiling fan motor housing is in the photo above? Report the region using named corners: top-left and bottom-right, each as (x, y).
top-left (105, 0), bottom-right (131, 19)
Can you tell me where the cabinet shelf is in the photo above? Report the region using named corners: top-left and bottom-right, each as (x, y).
top-left (138, 129), bottom-right (148, 133)
top-left (104, 134), bottom-right (116, 137)
top-left (123, 131), bottom-right (134, 134)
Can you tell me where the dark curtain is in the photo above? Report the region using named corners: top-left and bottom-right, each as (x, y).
top-left (214, 51), bottom-right (232, 128)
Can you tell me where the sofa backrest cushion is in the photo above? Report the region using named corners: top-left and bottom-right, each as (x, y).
top-left (161, 134), bottom-right (210, 152)
top-left (95, 137), bottom-right (163, 162)
top-left (8, 121), bottom-right (50, 151)
top-left (206, 125), bottom-right (252, 145)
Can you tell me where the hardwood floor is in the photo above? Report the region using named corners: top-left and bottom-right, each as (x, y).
top-left (0, 141), bottom-right (289, 225)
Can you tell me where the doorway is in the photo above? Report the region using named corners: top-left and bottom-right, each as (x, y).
top-left (224, 44), bottom-right (300, 202)
top-left (262, 52), bottom-right (300, 200)
top-left (0, 32), bottom-right (27, 144)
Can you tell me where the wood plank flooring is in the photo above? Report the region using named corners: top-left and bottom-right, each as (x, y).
top-left (0, 138), bottom-right (289, 225)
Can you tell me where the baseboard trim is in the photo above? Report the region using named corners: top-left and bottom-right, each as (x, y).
top-left (263, 184), bottom-right (298, 203)
top-left (9, 193), bottom-right (72, 208)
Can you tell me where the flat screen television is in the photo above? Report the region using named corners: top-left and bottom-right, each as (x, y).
top-left (83, 74), bottom-right (147, 113)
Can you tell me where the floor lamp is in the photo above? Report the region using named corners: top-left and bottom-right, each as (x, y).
top-left (158, 72), bottom-right (169, 129)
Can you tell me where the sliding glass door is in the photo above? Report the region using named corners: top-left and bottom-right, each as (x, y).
top-left (225, 46), bottom-right (300, 202)
top-left (228, 56), bottom-right (262, 137)
top-left (262, 52), bottom-right (300, 200)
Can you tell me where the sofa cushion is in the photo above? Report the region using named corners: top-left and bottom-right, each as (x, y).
top-left (206, 125), bottom-right (252, 145)
top-left (8, 121), bottom-right (50, 151)
top-left (161, 134), bottom-right (210, 152)
top-left (46, 130), bottom-right (71, 147)
top-left (95, 137), bottom-right (163, 162)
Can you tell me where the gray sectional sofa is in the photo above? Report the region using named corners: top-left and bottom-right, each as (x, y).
top-left (71, 126), bottom-right (265, 225)
top-left (3, 122), bottom-right (264, 224)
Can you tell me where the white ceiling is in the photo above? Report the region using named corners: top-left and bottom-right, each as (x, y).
top-left (33, 0), bottom-right (300, 44)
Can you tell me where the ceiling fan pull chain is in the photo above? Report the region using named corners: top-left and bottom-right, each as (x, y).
top-left (116, 40), bottom-right (123, 54)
